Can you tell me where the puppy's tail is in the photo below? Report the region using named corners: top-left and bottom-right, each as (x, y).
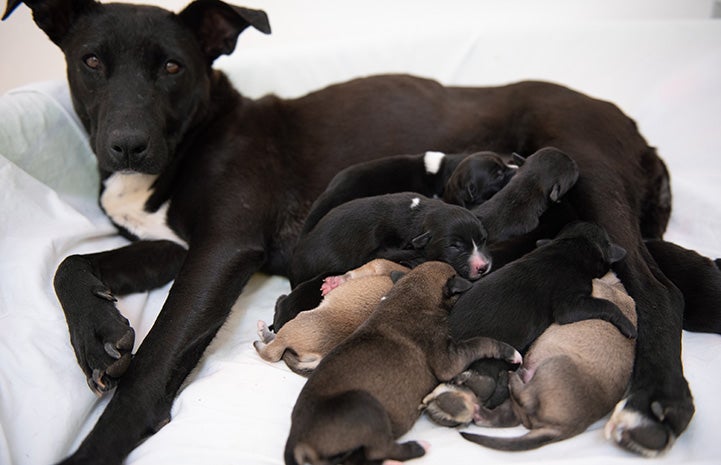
top-left (460, 427), bottom-right (564, 451)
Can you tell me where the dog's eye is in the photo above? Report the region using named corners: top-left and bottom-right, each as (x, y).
top-left (165, 60), bottom-right (182, 75)
top-left (83, 54), bottom-right (101, 70)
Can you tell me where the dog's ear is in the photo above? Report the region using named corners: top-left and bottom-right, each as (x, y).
top-left (511, 152), bottom-right (526, 167)
top-left (607, 243), bottom-right (627, 264)
top-left (390, 270), bottom-right (406, 284)
top-left (180, 0), bottom-right (271, 64)
top-left (535, 238), bottom-right (552, 248)
top-left (444, 275), bottom-right (473, 297)
top-left (550, 183), bottom-right (562, 202)
top-left (411, 231), bottom-right (432, 249)
top-left (2, 0), bottom-right (99, 45)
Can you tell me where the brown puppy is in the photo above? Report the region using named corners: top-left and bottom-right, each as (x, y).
top-left (460, 271), bottom-right (637, 450)
top-left (284, 261), bottom-right (521, 465)
top-left (253, 259), bottom-right (409, 375)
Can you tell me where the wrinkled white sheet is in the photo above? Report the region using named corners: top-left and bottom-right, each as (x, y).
top-left (1, 10), bottom-right (720, 465)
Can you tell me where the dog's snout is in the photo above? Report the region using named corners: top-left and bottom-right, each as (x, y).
top-left (108, 131), bottom-right (150, 168)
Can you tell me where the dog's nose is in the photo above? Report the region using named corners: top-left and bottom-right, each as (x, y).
top-left (468, 253), bottom-right (491, 279)
top-left (108, 131), bottom-right (149, 169)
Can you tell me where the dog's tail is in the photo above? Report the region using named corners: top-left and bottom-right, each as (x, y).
top-left (460, 427), bottom-right (565, 451)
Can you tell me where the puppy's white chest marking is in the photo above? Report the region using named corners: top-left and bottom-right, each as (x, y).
top-left (100, 172), bottom-right (187, 248)
top-left (423, 151), bottom-right (445, 174)
top-left (410, 197), bottom-right (421, 209)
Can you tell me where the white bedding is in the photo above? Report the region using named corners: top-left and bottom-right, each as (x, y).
top-left (1, 4), bottom-right (720, 465)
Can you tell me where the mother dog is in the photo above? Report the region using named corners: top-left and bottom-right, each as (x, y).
top-left (1, 0), bottom-right (707, 463)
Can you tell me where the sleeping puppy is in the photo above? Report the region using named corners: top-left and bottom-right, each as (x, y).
top-left (472, 147), bottom-right (579, 243)
top-left (284, 261), bottom-right (521, 465)
top-left (290, 192), bottom-right (491, 287)
top-left (253, 259), bottom-right (409, 375)
top-left (421, 222), bottom-right (635, 428)
top-left (300, 150), bottom-right (515, 235)
top-left (442, 151), bottom-right (518, 208)
top-left (459, 271), bottom-right (637, 450)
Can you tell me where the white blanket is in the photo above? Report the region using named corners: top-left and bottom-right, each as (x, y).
top-left (1, 4), bottom-right (720, 465)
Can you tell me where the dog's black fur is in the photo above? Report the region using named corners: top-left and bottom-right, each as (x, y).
top-left (290, 192), bottom-right (490, 286)
top-left (3, 0), bottom-right (715, 462)
top-left (300, 150), bottom-right (514, 235)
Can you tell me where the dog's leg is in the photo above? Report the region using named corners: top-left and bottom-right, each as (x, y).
top-left (431, 337), bottom-right (521, 383)
top-left (552, 295), bottom-right (637, 339)
top-left (605, 246), bottom-right (693, 456)
top-left (57, 239), bottom-right (266, 465)
top-left (54, 240), bottom-right (186, 395)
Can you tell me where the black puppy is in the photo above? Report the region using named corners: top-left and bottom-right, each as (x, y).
top-left (290, 192), bottom-right (491, 286)
top-left (284, 261), bottom-right (521, 465)
top-left (471, 147), bottom-right (579, 243)
top-left (4, 0), bottom-right (709, 462)
top-left (301, 150), bottom-right (515, 235)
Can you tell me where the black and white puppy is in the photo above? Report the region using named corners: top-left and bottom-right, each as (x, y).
top-left (290, 192), bottom-right (491, 286)
top-left (301, 150), bottom-right (515, 235)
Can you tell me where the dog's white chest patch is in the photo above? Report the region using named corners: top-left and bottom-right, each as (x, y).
top-left (410, 197), bottom-right (421, 209)
top-left (423, 151), bottom-right (446, 174)
top-left (100, 172), bottom-right (187, 248)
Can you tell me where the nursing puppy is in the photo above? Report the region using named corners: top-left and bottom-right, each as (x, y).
top-left (472, 147), bottom-right (579, 243)
top-left (253, 259), bottom-right (408, 375)
top-left (301, 150), bottom-right (515, 235)
top-left (461, 271), bottom-right (637, 450)
top-left (284, 261), bottom-right (521, 465)
top-left (290, 192), bottom-right (491, 287)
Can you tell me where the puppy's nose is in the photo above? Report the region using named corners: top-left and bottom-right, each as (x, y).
top-left (468, 254), bottom-right (491, 279)
top-left (108, 130), bottom-right (149, 168)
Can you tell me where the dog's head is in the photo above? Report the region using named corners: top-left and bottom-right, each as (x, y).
top-left (524, 147), bottom-right (579, 202)
top-left (443, 151), bottom-right (516, 208)
top-left (411, 203), bottom-right (491, 280)
top-left (3, 0), bottom-right (270, 175)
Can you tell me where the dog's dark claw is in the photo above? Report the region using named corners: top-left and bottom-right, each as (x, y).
top-left (104, 342), bottom-right (122, 359)
top-left (105, 353), bottom-right (132, 378)
top-left (92, 286), bottom-right (117, 302)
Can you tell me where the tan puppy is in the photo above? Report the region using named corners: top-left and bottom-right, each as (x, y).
top-left (284, 261), bottom-right (521, 465)
top-left (459, 272), bottom-right (637, 450)
top-left (254, 259), bottom-right (409, 375)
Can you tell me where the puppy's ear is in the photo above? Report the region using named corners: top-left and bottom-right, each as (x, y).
top-left (607, 243), bottom-right (627, 264)
top-left (535, 239), bottom-right (552, 248)
top-left (390, 270), bottom-right (406, 284)
top-left (180, 0), bottom-right (271, 63)
top-left (2, 0), bottom-right (99, 45)
top-left (511, 152), bottom-right (526, 167)
top-left (411, 231), bottom-right (432, 249)
top-left (444, 276), bottom-right (473, 297)
top-left (550, 183), bottom-right (562, 202)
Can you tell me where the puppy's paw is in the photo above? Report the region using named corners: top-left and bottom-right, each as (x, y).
top-left (605, 391), bottom-right (693, 457)
top-left (320, 275), bottom-right (345, 295)
top-left (421, 383), bottom-right (478, 427)
top-left (256, 320), bottom-right (275, 343)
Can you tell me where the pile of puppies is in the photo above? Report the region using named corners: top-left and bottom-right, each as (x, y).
top-left (254, 147), bottom-right (638, 463)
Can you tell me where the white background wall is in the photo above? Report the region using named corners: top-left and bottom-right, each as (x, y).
top-left (0, 0), bottom-right (717, 94)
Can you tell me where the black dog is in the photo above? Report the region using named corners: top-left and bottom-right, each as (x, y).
top-left (290, 192), bottom-right (491, 286)
top-left (301, 150), bottom-right (514, 235)
top-left (4, 0), bottom-right (712, 462)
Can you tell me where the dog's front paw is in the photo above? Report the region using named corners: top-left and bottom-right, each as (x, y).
top-left (421, 383), bottom-right (479, 427)
top-left (605, 390), bottom-right (694, 457)
top-left (71, 287), bottom-right (135, 396)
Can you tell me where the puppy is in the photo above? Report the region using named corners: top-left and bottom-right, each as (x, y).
top-left (290, 192), bottom-right (491, 286)
top-left (459, 271), bottom-right (637, 450)
top-left (472, 147), bottom-right (579, 243)
top-left (253, 259), bottom-right (409, 375)
top-left (300, 150), bottom-right (515, 235)
top-left (284, 261), bottom-right (521, 465)
top-left (442, 151), bottom-right (517, 208)
top-left (420, 222), bottom-right (635, 429)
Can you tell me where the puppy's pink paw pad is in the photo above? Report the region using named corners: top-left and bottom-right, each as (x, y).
top-left (320, 275), bottom-right (345, 295)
